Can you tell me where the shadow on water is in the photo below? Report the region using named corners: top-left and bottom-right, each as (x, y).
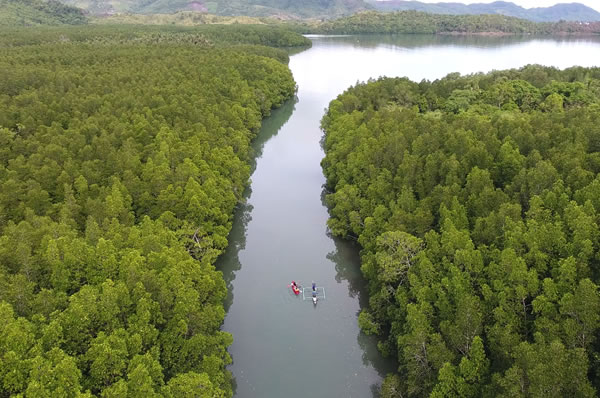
top-left (217, 199), bottom-right (253, 312)
top-left (314, 33), bottom-right (600, 51)
top-left (323, 188), bottom-right (398, 397)
top-left (248, 97), bottom-right (298, 173)
top-left (217, 97), bottom-right (297, 312)
top-left (286, 44), bottom-right (312, 57)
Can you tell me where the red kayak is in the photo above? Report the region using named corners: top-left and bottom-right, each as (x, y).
top-left (290, 281), bottom-right (300, 295)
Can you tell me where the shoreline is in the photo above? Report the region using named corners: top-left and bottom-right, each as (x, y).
top-left (438, 30), bottom-right (600, 36)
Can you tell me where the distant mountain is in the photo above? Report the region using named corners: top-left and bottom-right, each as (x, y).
top-left (368, 1), bottom-right (600, 22)
top-left (58, 0), bottom-right (369, 17)
top-left (0, 0), bottom-right (87, 25)
top-left (528, 3), bottom-right (599, 22)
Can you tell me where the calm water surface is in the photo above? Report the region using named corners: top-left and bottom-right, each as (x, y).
top-left (218, 34), bottom-right (600, 398)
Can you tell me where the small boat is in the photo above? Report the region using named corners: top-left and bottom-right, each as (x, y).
top-left (290, 281), bottom-right (300, 295)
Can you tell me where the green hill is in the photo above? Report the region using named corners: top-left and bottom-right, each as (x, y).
top-left (367, 1), bottom-right (600, 22)
top-left (59, 0), bottom-right (369, 17)
top-left (0, 0), bottom-right (87, 25)
top-left (292, 10), bottom-right (600, 35)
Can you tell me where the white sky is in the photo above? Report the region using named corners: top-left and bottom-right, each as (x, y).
top-left (382, 1), bottom-right (600, 12)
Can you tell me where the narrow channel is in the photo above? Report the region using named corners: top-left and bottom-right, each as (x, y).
top-left (217, 34), bottom-right (600, 398)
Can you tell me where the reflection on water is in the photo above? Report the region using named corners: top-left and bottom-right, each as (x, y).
top-left (296, 34), bottom-right (600, 96)
top-left (248, 98), bottom-right (298, 172)
top-left (310, 33), bottom-right (600, 50)
top-left (218, 200), bottom-right (252, 313)
top-left (324, 173), bottom-right (397, 395)
top-left (217, 34), bottom-right (600, 398)
top-left (218, 98), bottom-right (297, 312)
top-left (326, 230), bottom-right (398, 397)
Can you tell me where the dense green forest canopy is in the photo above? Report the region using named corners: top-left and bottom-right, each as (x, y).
top-left (0, 24), bottom-right (311, 49)
top-left (0, 0), bottom-right (87, 26)
top-left (57, 0), bottom-right (367, 18)
top-left (322, 65), bottom-right (600, 397)
top-left (296, 10), bottom-right (600, 34)
top-left (90, 10), bottom-right (600, 36)
top-left (0, 25), bottom-right (305, 397)
top-left (92, 12), bottom-right (273, 26)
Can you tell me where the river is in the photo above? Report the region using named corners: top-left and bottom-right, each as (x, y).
top-left (217, 34), bottom-right (600, 398)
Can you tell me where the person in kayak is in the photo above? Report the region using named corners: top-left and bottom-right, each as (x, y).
top-left (291, 281), bottom-right (300, 295)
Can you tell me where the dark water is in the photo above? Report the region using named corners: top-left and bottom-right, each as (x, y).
top-left (217, 34), bottom-right (600, 398)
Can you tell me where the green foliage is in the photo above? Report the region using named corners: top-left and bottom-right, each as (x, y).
top-left (293, 10), bottom-right (600, 35)
top-left (91, 12), bottom-right (269, 26)
top-left (60, 0), bottom-right (368, 17)
top-left (0, 24), bottom-right (298, 396)
top-left (322, 65), bottom-right (600, 396)
top-left (0, 24), bottom-right (311, 48)
top-left (0, 0), bottom-right (87, 26)
top-left (162, 372), bottom-right (223, 398)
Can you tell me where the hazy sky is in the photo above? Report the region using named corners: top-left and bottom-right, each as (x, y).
top-left (394, 1), bottom-right (600, 12)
